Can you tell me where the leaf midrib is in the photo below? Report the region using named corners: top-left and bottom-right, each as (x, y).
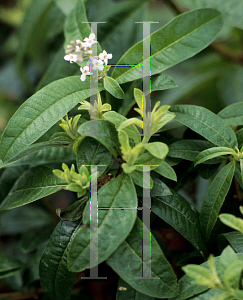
top-left (113, 12), bottom-right (220, 81)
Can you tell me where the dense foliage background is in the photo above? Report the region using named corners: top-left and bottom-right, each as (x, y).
top-left (0, 0), bottom-right (243, 299)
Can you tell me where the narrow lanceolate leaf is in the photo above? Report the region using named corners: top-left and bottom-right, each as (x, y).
top-left (78, 120), bottom-right (120, 159)
top-left (170, 105), bottom-right (238, 149)
top-left (0, 77), bottom-right (104, 162)
top-left (103, 111), bottom-right (141, 145)
top-left (40, 220), bottom-right (81, 300)
top-left (154, 161), bottom-right (177, 181)
top-left (107, 218), bottom-right (178, 298)
top-left (0, 140), bottom-right (71, 169)
top-left (176, 0), bottom-right (243, 30)
top-left (220, 232), bottom-right (243, 253)
top-left (219, 214), bottom-right (243, 234)
top-left (194, 147), bottom-right (236, 166)
top-left (0, 166), bottom-right (67, 211)
top-left (200, 161), bottom-right (235, 241)
top-left (152, 189), bottom-right (206, 255)
top-left (104, 76), bottom-right (124, 99)
top-left (111, 9), bottom-right (222, 84)
top-left (218, 102), bottom-right (243, 126)
top-left (54, 0), bottom-right (78, 15)
top-left (0, 254), bottom-right (23, 279)
top-left (76, 137), bottom-right (112, 176)
top-left (168, 140), bottom-right (216, 162)
top-left (68, 173), bottom-right (137, 272)
top-left (64, 0), bottom-right (91, 49)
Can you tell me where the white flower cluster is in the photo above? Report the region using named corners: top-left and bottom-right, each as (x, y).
top-left (64, 33), bottom-right (112, 82)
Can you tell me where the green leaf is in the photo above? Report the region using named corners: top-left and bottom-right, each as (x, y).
top-left (0, 254), bottom-right (23, 279)
top-left (54, 0), bottom-right (78, 15)
top-left (151, 74), bottom-right (177, 92)
top-left (218, 245), bottom-right (238, 279)
top-left (131, 170), bottom-right (153, 189)
top-left (64, 0), bottom-right (91, 50)
top-left (134, 151), bottom-right (165, 172)
top-left (76, 137), bottom-right (112, 176)
top-left (78, 120), bottom-right (120, 158)
top-left (136, 178), bottom-right (171, 198)
top-left (92, 0), bottom-right (147, 64)
top-left (40, 220), bottom-right (81, 300)
top-left (143, 142), bottom-right (169, 160)
top-left (0, 76), bottom-right (104, 162)
top-left (0, 166), bottom-right (67, 211)
top-left (107, 218), bottom-right (178, 298)
top-left (168, 140), bottom-right (218, 162)
top-left (223, 260), bottom-right (243, 289)
top-left (236, 128), bottom-right (243, 148)
top-left (104, 76), bottom-right (124, 99)
top-left (220, 231), bottom-right (243, 253)
top-left (152, 189), bottom-right (206, 255)
top-left (154, 161), bottom-right (177, 181)
top-left (176, 0), bottom-right (243, 30)
top-left (68, 173), bottom-right (137, 272)
top-left (182, 265), bottom-right (213, 284)
top-left (36, 47), bottom-right (79, 91)
top-left (111, 9), bottom-right (222, 84)
top-left (17, 0), bottom-right (53, 70)
top-left (194, 147), bottom-right (236, 166)
top-left (200, 161), bottom-right (236, 240)
top-left (103, 111), bottom-right (141, 145)
top-left (0, 140), bottom-right (71, 169)
top-left (218, 102), bottom-right (243, 126)
top-left (219, 213), bottom-right (243, 234)
top-left (116, 277), bottom-right (155, 300)
top-left (170, 105), bottom-right (238, 149)
top-left (56, 198), bottom-right (87, 222)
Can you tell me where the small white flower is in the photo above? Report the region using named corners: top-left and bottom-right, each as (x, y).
top-left (75, 46), bottom-right (81, 53)
top-left (92, 58), bottom-right (104, 71)
top-left (80, 66), bottom-right (93, 81)
top-left (84, 33), bottom-right (97, 48)
top-left (99, 50), bottom-right (112, 65)
top-left (64, 54), bottom-right (78, 63)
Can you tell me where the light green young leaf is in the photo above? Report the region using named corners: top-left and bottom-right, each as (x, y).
top-left (182, 265), bottom-right (213, 286)
top-left (40, 220), bottom-right (81, 300)
top-left (68, 173), bottom-right (137, 272)
top-left (200, 161), bottom-right (236, 240)
top-left (218, 245), bottom-right (238, 279)
top-left (134, 88), bottom-right (143, 110)
top-left (104, 76), bottom-right (124, 99)
top-left (219, 214), bottom-right (243, 234)
top-left (170, 105), bottom-right (238, 149)
top-left (78, 120), bottom-right (120, 158)
top-left (118, 118), bottom-right (143, 131)
top-left (131, 170), bottom-right (153, 189)
top-left (218, 102), bottom-right (243, 126)
top-left (194, 147), bottom-right (236, 166)
top-left (107, 218), bottom-right (178, 298)
top-left (154, 161), bottom-right (177, 182)
top-left (0, 77), bottom-right (104, 162)
top-left (112, 9), bottom-right (222, 84)
top-left (223, 260), bottom-right (243, 289)
top-left (0, 166), bottom-right (67, 211)
top-left (143, 142), bottom-right (169, 160)
top-left (104, 111), bottom-right (141, 145)
top-left (176, 0), bottom-right (243, 30)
